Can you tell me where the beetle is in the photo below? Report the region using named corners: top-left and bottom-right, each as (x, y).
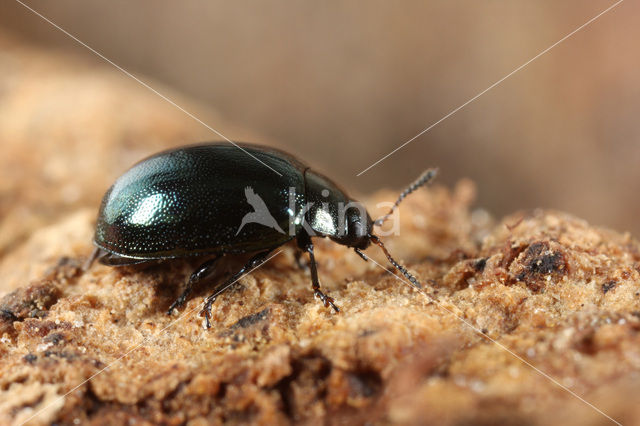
top-left (88, 142), bottom-right (436, 328)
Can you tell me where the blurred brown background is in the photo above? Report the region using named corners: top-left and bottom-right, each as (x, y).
top-left (1, 0), bottom-right (639, 235)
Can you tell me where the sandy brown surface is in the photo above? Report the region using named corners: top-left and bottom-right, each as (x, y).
top-left (1, 192), bottom-right (640, 425)
top-left (1, 31), bottom-right (640, 426)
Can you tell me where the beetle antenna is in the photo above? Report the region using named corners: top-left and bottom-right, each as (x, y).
top-left (373, 168), bottom-right (437, 227)
top-left (369, 234), bottom-right (422, 289)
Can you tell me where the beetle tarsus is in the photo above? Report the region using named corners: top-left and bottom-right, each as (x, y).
top-left (167, 296), bottom-right (190, 315)
top-left (167, 292), bottom-right (192, 315)
top-left (167, 256), bottom-right (221, 316)
top-left (314, 289), bottom-right (340, 312)
top-left (166, 305), bottom-right (177, 316)
top-left (201, 297), bottom-right (215, 329)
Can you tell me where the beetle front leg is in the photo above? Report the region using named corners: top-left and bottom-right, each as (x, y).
top-left (298, 232), bottom-right (339, 313)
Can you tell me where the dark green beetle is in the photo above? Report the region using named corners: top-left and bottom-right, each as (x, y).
top-left (89, 142), bottom-right (435, 327)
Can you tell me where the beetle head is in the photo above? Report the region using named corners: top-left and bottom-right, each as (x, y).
top-left (331, 203), bottom-right (373, 250)
top-left (303, 169), bottom-right (373, 249)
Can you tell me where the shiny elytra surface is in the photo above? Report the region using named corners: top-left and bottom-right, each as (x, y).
top-left (94, 143), bottom-right (307, 259)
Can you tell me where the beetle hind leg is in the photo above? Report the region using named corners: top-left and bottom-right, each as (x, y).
top-left (200, 250), bottom-right (272, 329)
top-left (167, 255), bottom-right (221, 315)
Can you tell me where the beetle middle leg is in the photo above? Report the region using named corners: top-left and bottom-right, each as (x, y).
top-left (297, 231), bottom-right (340, 313)
top-left (200, 250), bottom-right (272, 329)
top-left (167, 255), bottom-right (222, 315)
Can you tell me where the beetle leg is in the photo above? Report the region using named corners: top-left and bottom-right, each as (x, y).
top-left (167, 255), bottom-right (221, 315)
top-left (297, 233), bottom-right (340, 313)
top-left (294, 249), bottom-right (309, 271)
top-left (83, 247), bottom-right (101, 271)
top-left (200, 250), bottom-right (272, 329)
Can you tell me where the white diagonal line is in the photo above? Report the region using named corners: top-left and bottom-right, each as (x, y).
top-left (356, 0), bottom-right (624, 176)
top-left (14, 0), bottom-right (282, 177)
top-left (363, 254), bottom-right (621, 425)
top-left (18, 250), bottom-right (283, 426)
